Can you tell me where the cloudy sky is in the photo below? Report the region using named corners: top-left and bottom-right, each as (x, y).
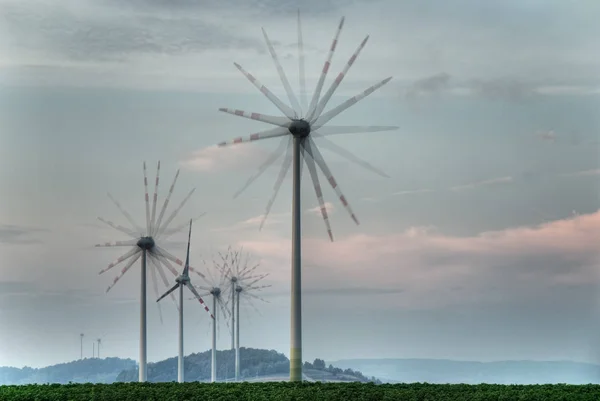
top-left (1, 0), bottom-right (599, 373)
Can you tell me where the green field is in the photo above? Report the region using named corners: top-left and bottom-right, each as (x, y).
top-left (1, 382), bottom-right (599, 401)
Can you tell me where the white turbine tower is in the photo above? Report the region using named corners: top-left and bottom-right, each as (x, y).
top-left (95, 161), bottom-right (207, 382)
top-left (157, 220), bottom-right (214, 383)
top-left (190, 254), bottom-right (233, 383)
top-left (213, 11), bottom-right (397, 381)
top-left (221, 247), bottom-right (270, 382)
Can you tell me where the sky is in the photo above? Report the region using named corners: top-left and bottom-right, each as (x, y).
top-left (0, 0), bottom-right (599, 371)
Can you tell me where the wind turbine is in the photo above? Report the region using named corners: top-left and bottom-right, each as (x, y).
top-left (157, 219), bottom-right (214, 383)
top-left (221, 247), bottom-right (270, 381)
top-left (95, 161), bottom-right (207, 382)
top-left (213, 11), bottom-right (397, 381)
top-left (80, 333), bottom-right (84, 360)
top-left (189, 253), bottom-right (233, 383)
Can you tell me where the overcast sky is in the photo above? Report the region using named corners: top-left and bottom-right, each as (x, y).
top-left (1, 0), bottom-right (600, 372)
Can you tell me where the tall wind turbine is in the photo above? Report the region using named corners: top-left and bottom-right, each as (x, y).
top-left (221, 247), bottom-right (270, 381)
top-left (213, 11), bottom-right (397, 381)
top-left (95, 161), bottom-right (206, 382)
top-left (190, 254), bottom-right (233, 383)
top-left (157, 219), bottom-right (214, 383)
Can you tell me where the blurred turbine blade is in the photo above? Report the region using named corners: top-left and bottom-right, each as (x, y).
top-left (155, 187), bottom-right (196, 238)
top-left (234, 136), bottom-right (290, 199)
top-left (216, 126), bottom-right (289, 148)
top-left (313, 77), bottom-right (393, 129)
top-left (186, 283), bottom-right (214, 319)
top-left (97, 217), bottom-right (138, 238)
top-left (306, 16), bottom-right (345, 121)
top-left (148, 254), bottom-right (179, 312)
top-left (157, 283), bottom-right (179, 303)
top-left (243, 295), bottom-right (264, 316)
top-left (313, 125), bottom-right (399, 137)
top-left (244, 291), bottom-right (270, 304)
top-left (259, 137), bottom-right (293, 230)
top-left (233, 62), bottom-right (296, 120)
top-left (142, 161), bottom-right (151, 236)
top-left (99, 247), bottom-right (141, 275)
top-left (106, 252), bottom-right (142, 293)
top-left (303, 139), bottom-right (334, 241)
top-left (161, 213), bottom-right (206, 240)
top-left (94, 239), bottom-right (138, 247)
top-left (152, 251), bottom-right (180, 276)
top-left (218, 108), bottom-right (291, 127)
top-left (261, 27), bottom-right (301, 116)
top-left (148, 255), bottom-right (164, 324)
top-left (154, 169), bottom-right (180, 234)
top-left (310, 35), bottom-right (370, 122)
top-left (150, 161), bottom-right (160, 236)
top-left (311, 134), bottom-right (390, 178)
top-left (107, 193), bottom-right (143, 234)
top-left (297, 9), bottom-right (308, 114)
top-left (182, 219), bottom-right (192, 277)
top-left (309, 137), bottom-right (360, 226)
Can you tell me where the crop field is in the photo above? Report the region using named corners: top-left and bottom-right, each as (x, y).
top-left (1, 382), bottom-right (599, 401)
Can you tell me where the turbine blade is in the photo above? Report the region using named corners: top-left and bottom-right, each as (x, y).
top-left (107, 193), bottom-right (144, 235)
top-left (308, 137), bottom-right (360, 226)
top-left (306, 16), bottom-right (345, 121)
top-left (155, 188), bottom-right (196, 239)
top-left (99, 247), bottom-right (141, 275)
top-left (218, 108), bottom-right (291, 127)
top-left (154, 169), bottom-right (180, 235)
top-left (153, 246), bottom-right (206, 279)
top-left (97, 217), bottom-right (138, 239)
top-left (148, 254), bottom-right (179, 313)
top-left (303, 139), bottom-right (334, 241)
top-left (157, 282), bottom-right (179, 303)
top-left (233, 136), bottom-right (291, 199)
top-left (149, 255), bottom-right (164, 324)
top-left (297, 9), bottom-right (308, 114)
top-left (239, 263), bottom-right (260, 279)
top-left (310, 35), bottom-right (370, 122)
top-left (261, 27), bottom-right (302, 116)
top-left (94, 239), bottom-right (138, 247)
top-left (106, 252), bottom-right (142, 293)
top-left (150, 161), bottom-right (160, 236)
top-left (259, 136), bottom-right (293, 230)
top-left (313, 125), bottom-right (399, 137)
top-left (244, 291), bottom-right (270, 304)
top-left (192, 284), bottom-right (213, 292)
top-left (186, 283), bottom-right (214, 319)
top-left (216, 126), bottom-right (289, 148)
top-left (233, 62), bottom-right (296, 120)
top-left (142, 161), bottom-right (151, 236)
top-left (218, 296), bottom-right (232, 320)
top-left (161, 213), bottom-right (206, 240)
top-left (243, 295), bottom-right (264, 316)
top-left (311, 134), bottom-right (390, 178)
top-left (312, 77), bottom-right (393, 129)
top-left (183, 219), bottom-right (192, 277)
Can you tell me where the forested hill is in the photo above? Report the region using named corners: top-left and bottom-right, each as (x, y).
top-left (116, 348), bottom-right (382, 383)
top-left (0, 357), bottom-right (136, 385)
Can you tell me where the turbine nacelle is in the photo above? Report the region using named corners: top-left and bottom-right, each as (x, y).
top-left (137, 236), bottom-right (155, 250)
top-left (211, 287), bottom-right (221, 297)
top-left (288, 119), bottom-right (311, 138)
top-left (175, 275), bottom-right (190, 285)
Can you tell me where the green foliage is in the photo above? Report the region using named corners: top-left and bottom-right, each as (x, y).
top-left (1, 382), bottom-right (599, 401)
top-left (115, 348), bottom-right (379, 384)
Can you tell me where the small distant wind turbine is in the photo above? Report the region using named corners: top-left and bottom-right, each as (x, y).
top-left (80, 333), bottom-right (84, 360)
top-left (221, 247), bottom-right (270, 381)
top-left (95, 161), bottom-right (207, 382)
top-left (157, 219), bottom-right (214, 383)
top-left (190, 253), bottom-right (233, 383)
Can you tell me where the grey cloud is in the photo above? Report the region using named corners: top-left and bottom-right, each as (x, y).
top-left (0, 224), bottom-right (48, 245)
top-left (1, 2), bottom-right (266, 62)
top-left (405, 73), bottom-right (451, 101)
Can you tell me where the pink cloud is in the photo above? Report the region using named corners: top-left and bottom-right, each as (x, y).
top-left (179, 144), bottom-right (270, 172)
top-left (233, 210), bottom-right (600, 309)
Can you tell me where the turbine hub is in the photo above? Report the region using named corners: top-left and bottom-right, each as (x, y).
top-left (212, 287), bottom-right (221, 297)
top-left (235, 286), bottom-right (242, 293)
top-left (136, 236), bottom-right (155, 250)
top-left (288, 119), bottom-right (311, 138)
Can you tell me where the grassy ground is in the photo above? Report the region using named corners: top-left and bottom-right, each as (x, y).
top-left (1, 382), bottom-right (599, 401)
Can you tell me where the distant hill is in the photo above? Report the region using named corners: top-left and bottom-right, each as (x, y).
top-left (0, 357), bottom-right (136, 385)
top-left (116, 348), bottom-right (381, 383)
top-left (328, 358), bottom-right (600, 385)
